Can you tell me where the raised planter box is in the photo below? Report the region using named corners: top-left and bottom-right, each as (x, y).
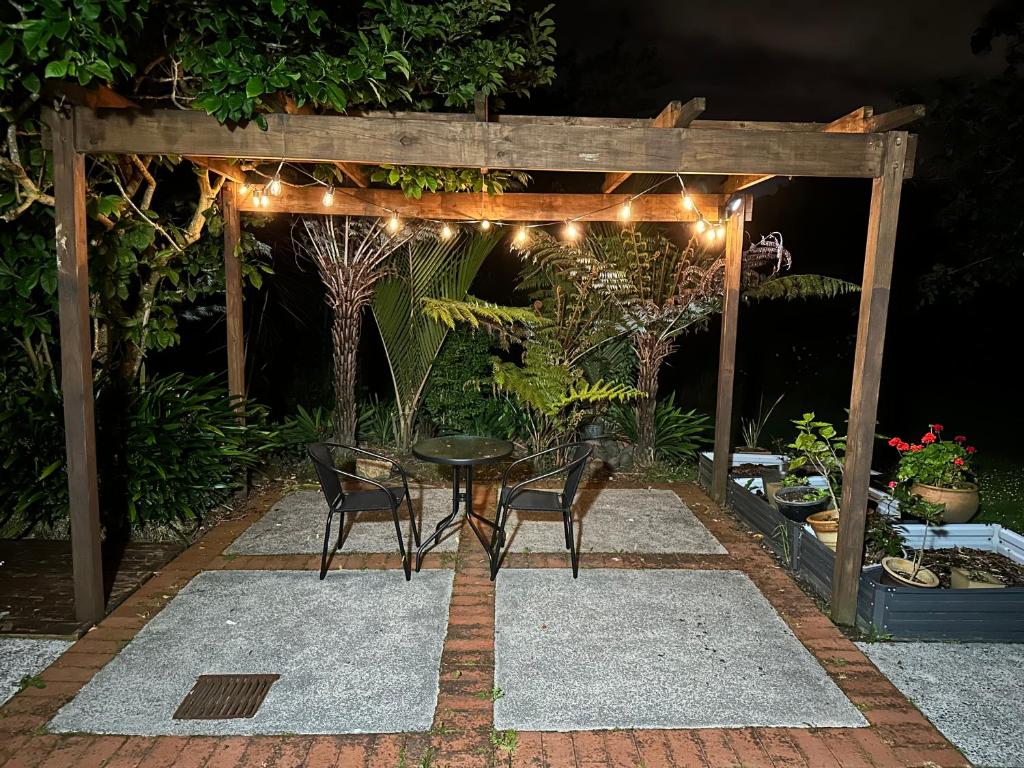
top-left (702, 453), bottom-right (1024, 641)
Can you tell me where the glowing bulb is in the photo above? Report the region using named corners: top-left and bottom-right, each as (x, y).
top-left (480, 219), bottom-right (491, 231)
top-left (563, 221), bottom-right (580, 241)
top-left (682, 193), bottom-right (694, 211)
top-left (239, 183), bottom-right (250, 196)
top-left (387, 214), bottom-right (400, 233)
top-left (515, 225), bottom-right (528, 245)
top-left (321, 186), bottom-right (335, 207)
top-left (268, 176), bottom-right (282, 196)
top-left (619, 200), bottom-right (631, 221)
top-left (694, 218), bottom-right (707, 234)
top-left (714, 223), bottom-right (724, 240)
top-left (260, 191), bottom-right (270, 208)
top-left (440, 224), bottom-right (453, 240)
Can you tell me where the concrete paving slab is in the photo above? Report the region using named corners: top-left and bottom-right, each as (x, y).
top-left (50, 570), bottom-right (453, 735)
top-left (504, 489), bottom-right (725, 554)
top-left (0, 638), bottom-right (72, 706)
top-left (494, 569), bottom-right (865, 731)
top-left (226, 488), bottom-right (459, 556)
top-left (859, 641), bottom-right (1024, 768)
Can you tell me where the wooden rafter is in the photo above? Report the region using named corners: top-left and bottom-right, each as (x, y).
top-left (602, 98), bottom-right (705, 193)
top-left (236, 187), bottom-right (748, 221)
top-left (721, 105), bottom-right (924, 193)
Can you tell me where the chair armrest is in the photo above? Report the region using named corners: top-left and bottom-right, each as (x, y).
top-left (504, 456), bottom-right (588, 507)
top-left (324, 464), bottom-right (402, 503)
top-left (321, 442), bottom-right (408, 483)
top-left (500, 444), bottom-right (568, 486)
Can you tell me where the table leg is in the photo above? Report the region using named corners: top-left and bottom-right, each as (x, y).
top-left (415, 465), bottom-right (463, 572)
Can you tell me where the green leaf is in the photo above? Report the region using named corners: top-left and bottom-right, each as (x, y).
top-left (245, 76), bottom-right (264, 98)
top-left (270, 0), bottom-right (286, 16)
top-left (0, 39), bottom-right (14, 65)
top-left (44, 60), bottom-right (68, 78)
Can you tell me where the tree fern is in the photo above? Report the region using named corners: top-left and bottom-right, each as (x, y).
top-left (743, 274), bottom-right (860, 302)
top-left (420, 296), bottom-right (544, 343)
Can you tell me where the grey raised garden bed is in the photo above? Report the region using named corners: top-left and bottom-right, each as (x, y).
top-left (699, 452), bottom-right (1024, 641)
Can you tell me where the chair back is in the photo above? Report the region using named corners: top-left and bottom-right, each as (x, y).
top-left (308, 443), bottom-right (345, 509)
top-left (561, 442), bottom-right (593, 507)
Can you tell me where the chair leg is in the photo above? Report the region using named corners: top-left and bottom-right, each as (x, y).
top-left (563, 509), bottom-right (579, 578)
top-left (334, 511), bottom-right (345, 551)
top-left (562, 510), bottom-right (572, 550)
top-left (390, 502), bottom-right (411, 581)
top-left (489, 502), bottom-right (506, 582)
top-left (320, 511), bottom-right (334, 580)
top-left (406, 493), bottom-right (421, 547)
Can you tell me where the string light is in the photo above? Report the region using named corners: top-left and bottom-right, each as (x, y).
top-left (515, 225), bottom-right (528, 245)
top-left (682, 193), bottom-right (694, 211)
top-left (321, 186), bottom-right (335, 207)
top-left (239, 182), bottom-right (250, 196)
top-left (695, 218), bottom-right (707, 234)
top-left (619, 200), bottom-right (631, 221)
top-left (268, 175), bottom-right (282, 196)
top-left (260, 189), bottom-right (270, 208)
top-left (713, 223), bottom-right (725, 241)
top-left (563, 221), bottom-right (580, 241)
top-left (480, 219), bottom-right (491, 231)
top-left (387, 213), bottom-right (400, 233)
top-left (440, 223), bottom-right (453, 240)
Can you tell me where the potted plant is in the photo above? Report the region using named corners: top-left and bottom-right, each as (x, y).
top-left (773, 474), bottom-right (830, 522)
top-left (779, 414), bottom-right (844, 537)
top-left (737, 394), bottom-right (784, 454)
top-left (950, 566), bottom-right (1006, 589)
top-left (887, 424), bottom-right (979, 523)
top-left (879, 492), bottom-right (942, 588)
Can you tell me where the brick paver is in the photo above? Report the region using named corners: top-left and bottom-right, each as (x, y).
top-left (0, 481), bottom-right (971, 767)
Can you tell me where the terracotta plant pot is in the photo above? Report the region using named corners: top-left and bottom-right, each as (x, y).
top-left (881, 556), bottom-right (939, 588)
top-left (806, 509), bottom-right (840, 550)
top-left (950, 566), bottom-right (1005, 590)
top-left (910, 482), bottom-right (979, 524)
top-left (774, 486), bottom-right (830, 522)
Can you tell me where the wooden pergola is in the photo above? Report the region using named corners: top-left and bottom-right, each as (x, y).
top-left (44, 98), bottom-right (921, 629)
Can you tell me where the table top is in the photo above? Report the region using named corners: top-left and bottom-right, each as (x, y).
top-left (412, 435), bottom-right (515, 466)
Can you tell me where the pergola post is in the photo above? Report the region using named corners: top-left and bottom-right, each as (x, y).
top-left (222, 182), bottom-right (245, 416)
top-left (711, 200), bottom-right (746, 504)
top-left (46, 108), bottom-right (105, 625)
top-left (832, 132), bottom-right (908, 625)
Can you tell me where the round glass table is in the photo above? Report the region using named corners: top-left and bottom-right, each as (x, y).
top-left (412, 435), bottom-right (514, 571)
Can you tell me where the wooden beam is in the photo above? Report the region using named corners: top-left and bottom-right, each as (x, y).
top-left (711, 201), bottom-right (746, 504)
top-left (238, 187), bottom-right (731, 220)
top-left (832, 132), bottom-right (909, 625)
top-left (602, 98), bottom-right (705, 192)
top-left (721, 105), bottom-right (923, 192)
top-left (222, 182), bottom-right (246, 415)
top-left (45, 108), bottom-right (104, 627)
top-left (73, 108), bottom-right (886, 178)
top-left (187, 155), bottom-right (247, 184)
top-left (334, 162), bottom-right (370, 188)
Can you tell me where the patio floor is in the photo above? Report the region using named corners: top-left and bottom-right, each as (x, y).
top-left (0, 482), bottom-right (969, 767)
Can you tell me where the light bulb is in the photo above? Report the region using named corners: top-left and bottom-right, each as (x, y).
top-left (564, 221), bottom-right (580, 241)
top-left (260, 191), bottom-right (270, 208)
top-left (619, 200), bottom-right (631, 221)
top-left (714, 224), bottom-right (724, 240)
top-left (321, 186), bottom-right (334, 207)
top-left (480, 219), bottom-right (491, 231)
top-left (682, 193), bottom-right (694, 211)
top-left (268, 176), bottom-right (282, 196)
top-left (239, 183), bottom-right (250, 196)
top-left (694, 218), bottom-right (706, 234)
top-left (728, 197), bottom-right (742, 214)
top-left (515, 226), bottom-right (528, 245)
top-left (387, 214), bottom-right (400, 233)
top-left (440, 224), bottom-right (453, 240)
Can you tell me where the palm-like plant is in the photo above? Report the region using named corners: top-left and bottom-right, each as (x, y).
top-left (371, 229), bottom-right (505, 450)
top-left (292, 216), bottom-right (418, 443)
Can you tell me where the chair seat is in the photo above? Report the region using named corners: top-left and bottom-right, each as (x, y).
top-left (501, 487), bottom-right (563, 511)
top-left (338, 485), bottom-right (407, 512)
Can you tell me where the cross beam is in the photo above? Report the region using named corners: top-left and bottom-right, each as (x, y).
top-left (72, 107), bottom-right (887, 178)
top-left (236, 187), bottom-right (749, 221)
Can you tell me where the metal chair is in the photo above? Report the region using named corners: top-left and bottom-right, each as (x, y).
top-left (490, 442), bottom-right (593, 580)
top-left (307, 443), bottom-right (420, 581)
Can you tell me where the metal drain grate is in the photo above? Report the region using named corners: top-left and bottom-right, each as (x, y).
top-left (173, 674), bottom-right (279, 720)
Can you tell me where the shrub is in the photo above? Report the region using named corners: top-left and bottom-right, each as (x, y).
top-left (608, 394), bottom-right (710, 465)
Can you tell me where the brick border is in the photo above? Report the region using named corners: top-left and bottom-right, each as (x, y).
top-left (0, 482), bottom-right (970, 768)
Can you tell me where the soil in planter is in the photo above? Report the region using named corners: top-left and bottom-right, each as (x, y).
top-left (731, 463), bottom-right (780, 478)
top-left (917, 547), bottom-right (1024, 589)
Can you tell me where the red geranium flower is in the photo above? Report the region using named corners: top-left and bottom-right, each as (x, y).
top-left (888, 481), bottom-right (897, 489)
top-left (910, 444), bottom-right (923, 452)
top-left (931, 423), bottom-right (944, 432)
top-left (954, 435), bottom-right (966, 443)
top-left (888, 436), bottom-right (902, 447)
top-left (921, 433), bottom-right (937, 444)
top-left (953, 457), bottom-right (965, 466)
top-left (967, 446), bottom-right (977, 454)
top-left (897, 440), bottom-right (911, 452)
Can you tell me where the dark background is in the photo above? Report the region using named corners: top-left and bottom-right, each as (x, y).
top-left (160, 0), bottom-right (1019, 474)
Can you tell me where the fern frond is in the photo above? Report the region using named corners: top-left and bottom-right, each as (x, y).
top-left (420, 296), bottom-right (544, 338)
top-left (550, 380), bottom-right (643, 411)
top-left (744, 274), bottom-right (860, 302)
